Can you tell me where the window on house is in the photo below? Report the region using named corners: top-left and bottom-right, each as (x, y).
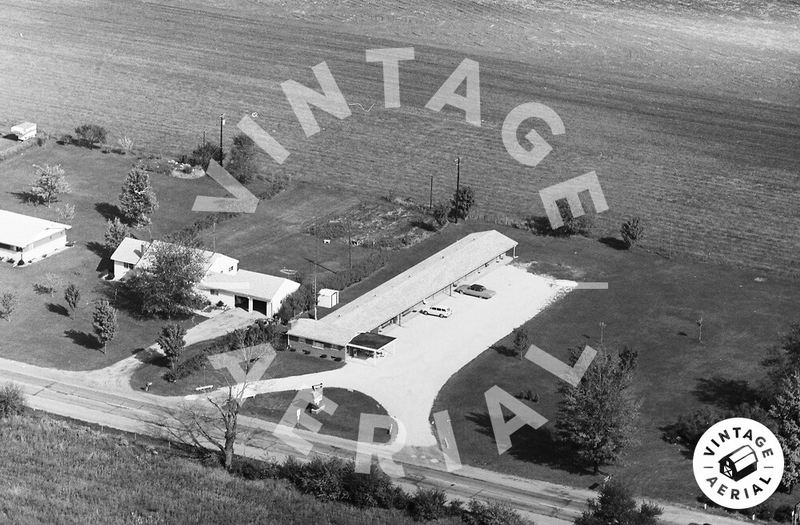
top-left (123, 262), bottom-right (134, 269)
top-left (210, 289), bottom-right (219, 296)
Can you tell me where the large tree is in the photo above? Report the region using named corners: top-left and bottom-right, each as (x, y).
top-left (123, 238), bottom-right (208, 318)
top-left (103, 217), bottom-right (130, 257)
top-left (173, 343), bottom-right (273, 470)
top-left (74, 124), bottom-right (107, 149)
top-left (30, 164), bottom-right (70, 207)
top-left (92, 300), bottom-right (118, 354)
top-left (158, 323), bottom-right (187, 373)
top-left (511, 326), bottom-right (529, 360)
top-left (0, 292), bottom-right (18, 322)
top-left (556, 346), bottom-right (641, 473)
top-left (225, 133), bottom-right (257, 184)
top-left (451, 186), bottom-right (475, 220)
top-left (769, 370), bottom-right (800, 493)
top-left (762, 321), bottom-right (800, 399)
top-left (575, 480), bottom-right (662, 525)
top-left (118, 167), bottom-right (158, 227)
top-left (64, 283), bottom-right (80, 318)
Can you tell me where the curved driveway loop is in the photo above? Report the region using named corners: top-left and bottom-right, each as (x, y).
top-left (238, 263), bottom-right (577, 447)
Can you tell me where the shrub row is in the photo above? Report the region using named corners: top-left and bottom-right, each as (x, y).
top-left (233, 456), bottom-right (531, 524)
top-left (164, 320), bottom-right (285, 382)
top-left (0, 134), bottom-right (44, 161)
top-left (168, 213), bottom-right (240, 241)
top-left (254, 176), bottom-right (290, 201)
top-left (320, 251), bottom-right (389, 291)
top-left (226, 319), bottom-right (285, 351)
top-left (663, 403), bottom-right (772, 449)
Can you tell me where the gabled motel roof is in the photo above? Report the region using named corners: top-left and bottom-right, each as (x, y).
top-left (289, 318), bottom-right (356, 347)
top-left (319, 230), bottom-right (517, 333)
top-left (287, 230), bottom-right (517, 346)
top-left (0, 210), bottom-right (71, 248)
top-left (199, 270), bottom-right (300, 301)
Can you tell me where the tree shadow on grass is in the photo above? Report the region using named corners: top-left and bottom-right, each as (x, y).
top-left (95, 202), bottom-right (121, 221)
top-left (409, 219), bottom-right (437, 232)
top-left (94, 280), bottom-right (144, 318)
top-left (465, 411), bottom-right (589, 475)
top-left (86, 241), bottom-right (112, 273)
top-left (7, 191), bottom-right (34, 205)
top-left (599, 237), bottom-right (629, 251)
top-left (491, 344), bottom-right (519, 358)
top-left (133, 346), bottom-right (168, 368)
top-left (693, 376), bottom-right (760, 410)
top-left (64, 329), bottom-right (99, 350)
top-left (46, 303), bottom-right (69, 317)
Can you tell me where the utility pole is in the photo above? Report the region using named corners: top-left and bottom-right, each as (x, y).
top-left (347, 218), bottom-right (352, 270)
top-left (429, 174), bottom-right (433, 212)
top-left (313, 239), bottom-right (319, 320)
top-left (218, 114), bottom-right (225, 164)
top-left (454, 156), bottom-right (461, 224)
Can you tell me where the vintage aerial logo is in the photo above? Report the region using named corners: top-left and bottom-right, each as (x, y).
top-left (693, 418), bottom-right (784, 509)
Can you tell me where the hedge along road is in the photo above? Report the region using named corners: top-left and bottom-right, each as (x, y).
top-left (2, 0), bottom-right (799, 274)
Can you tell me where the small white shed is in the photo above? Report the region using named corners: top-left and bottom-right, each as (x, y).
top-left (317, 288), bottom-right (339, 309)
top-left (10, 122), bottom-right (37, 141)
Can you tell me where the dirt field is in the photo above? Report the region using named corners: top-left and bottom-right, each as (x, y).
top-left (1, 0), bottom-right (798, 276)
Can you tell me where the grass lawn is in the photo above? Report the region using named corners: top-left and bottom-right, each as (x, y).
top-left (194, 180), bottom-right (433, 280)
top-left (130, 337), bottom-right (344, 396)
top-left (0, 142), bottom-right (220, 370)
top-left (0, 412), bottom-right (432, 525)
top-left (432, 226), bottom-right (800, 510)
top-left (241, 388), bottom-right (391, 444)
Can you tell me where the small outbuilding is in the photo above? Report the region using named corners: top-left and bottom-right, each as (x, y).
top-left (0, 210), bottom-right (71, 265)
top-left (317, 288), bottom-right (339, 309)
top-left (10, 122), bottom-right (37, 141)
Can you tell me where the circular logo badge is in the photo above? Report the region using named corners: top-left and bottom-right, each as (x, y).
top-left (693, 417), bottom-right (784, 509)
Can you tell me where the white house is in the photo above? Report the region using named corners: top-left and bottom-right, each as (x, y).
top-left (110, 237), bottom-right (298, 317)
top-left (110, 238), bottom-right (237, 282)
top-left (0, 210), bottom-right (71, 265)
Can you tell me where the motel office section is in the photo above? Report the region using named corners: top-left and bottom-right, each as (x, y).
top-left (287, 230), bottom-right (518, 361)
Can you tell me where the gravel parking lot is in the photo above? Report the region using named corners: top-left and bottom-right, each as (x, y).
top-left (241, 263), bottom-right (576, 447)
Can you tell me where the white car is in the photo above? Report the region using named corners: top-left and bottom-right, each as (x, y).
top-left (421, 305), bottom-right (451, 318)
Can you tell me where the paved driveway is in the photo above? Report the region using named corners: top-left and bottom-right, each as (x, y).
top-left (238, 263), bottom-right (576, 447)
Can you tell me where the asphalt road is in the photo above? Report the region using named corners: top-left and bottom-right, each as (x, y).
top-left (0, 359), bottom-right (752, 525)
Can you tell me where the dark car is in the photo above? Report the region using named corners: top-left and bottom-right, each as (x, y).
top-left (454, 283), bottom-right (496, 299)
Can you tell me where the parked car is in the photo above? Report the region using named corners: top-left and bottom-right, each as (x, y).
top-left (421, 305), bottom-right (452, 318)
top-left (455, 283), bottom-right (496, 299)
